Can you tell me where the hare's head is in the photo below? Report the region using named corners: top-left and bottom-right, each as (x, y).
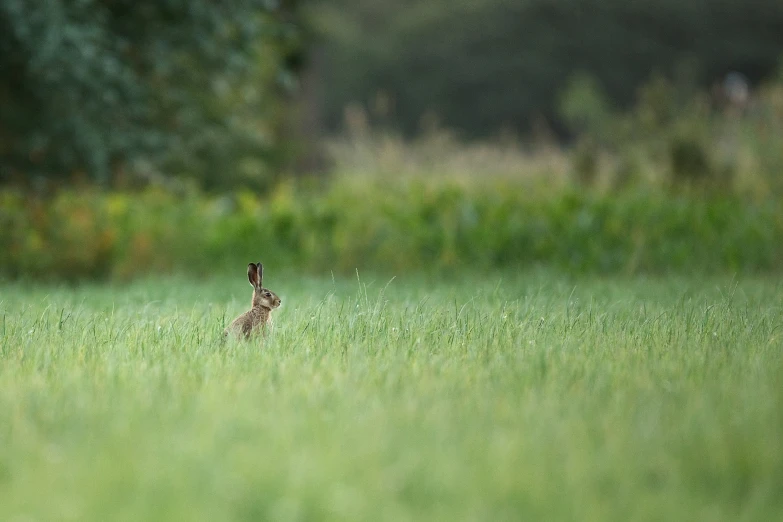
top-left (248, 262), bottom-right (282, 309)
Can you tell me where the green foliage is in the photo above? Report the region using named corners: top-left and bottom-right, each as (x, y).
top-left (1, 274), bottom-right (783, 520)
top-left (558, 73), bottom-right (613, 137)
top-left (558, 73), bottom-right (783, 190)
top-left (312, 0), bottom-right (783, 137)
top-left (0, 0), bottom-right (304, 189)
top-left (1, 176), bottom-right (782, 281)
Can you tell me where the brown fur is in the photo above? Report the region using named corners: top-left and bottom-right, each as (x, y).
top-left (224, 262), bottom-right (281, 340)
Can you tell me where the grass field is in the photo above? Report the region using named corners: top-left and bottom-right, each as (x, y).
top-left (1, 270), bottom-right (782, 521)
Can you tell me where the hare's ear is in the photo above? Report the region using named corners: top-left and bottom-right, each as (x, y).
top-left (256, 263), bottom-right (264, 285)
top-left (247, 263), bottom-right (259, 287)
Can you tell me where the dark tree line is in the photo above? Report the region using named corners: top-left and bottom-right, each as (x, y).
top-left (311, 0), bottom-right (783, 138)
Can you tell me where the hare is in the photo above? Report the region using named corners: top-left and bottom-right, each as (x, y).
top-left (224, 262), bottom-right (282, 339)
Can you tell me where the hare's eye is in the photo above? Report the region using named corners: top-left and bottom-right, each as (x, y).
top-left (265, 292), bottom-right (272, 297)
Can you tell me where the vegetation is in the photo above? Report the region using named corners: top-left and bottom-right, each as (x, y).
top-left (3, 71), bottom-right (782, 282)
top-left (0, 0), bottom-right (305, 189)
top-left (3, 0), bottom-right (782, 189)
top-left (1, 175), bottom-right (781, 281)
top-left (556, 70), bottom-right (783, 191)
top-left (1, 272), bottom-right (782, 520)
top-left (312, 0), bottom-right (783, 137)
top-left (2, 4), bottom-right (781, 520)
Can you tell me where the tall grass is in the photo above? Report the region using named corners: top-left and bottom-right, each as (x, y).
top-left (1, 271), bottom-right (782, 520)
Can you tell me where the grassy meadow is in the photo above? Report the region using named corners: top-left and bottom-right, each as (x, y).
top-left (4, 7), bottom-right (783, 522)
top-left (1, 270), bottom-right (782, 521)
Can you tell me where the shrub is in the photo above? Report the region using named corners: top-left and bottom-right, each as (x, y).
top-left (1, 178), bottom-right (781, 281)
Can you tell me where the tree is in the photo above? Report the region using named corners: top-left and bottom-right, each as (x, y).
top-left (0, 0), bottom-right (305, 190)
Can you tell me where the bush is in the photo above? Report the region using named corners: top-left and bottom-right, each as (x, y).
top-left (1, 177), bottom-right (781, 281)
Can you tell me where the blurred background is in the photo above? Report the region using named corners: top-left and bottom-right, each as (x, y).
top-left (1, 0), bottom-right (782, 280)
